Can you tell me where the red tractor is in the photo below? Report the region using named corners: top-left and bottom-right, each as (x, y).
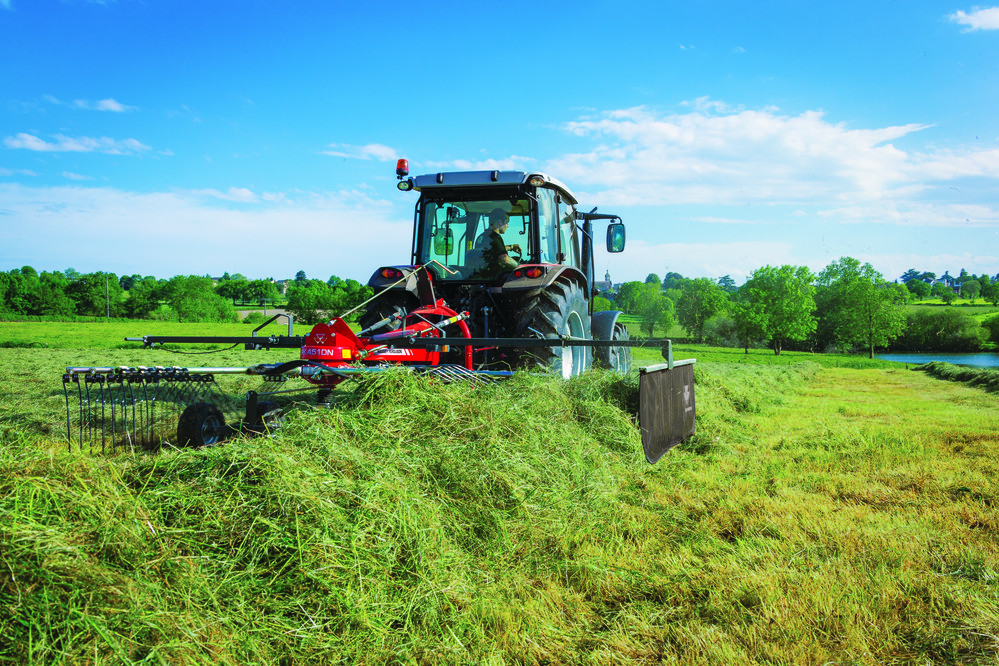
top-left (358, 160), bottom-right (633, 378)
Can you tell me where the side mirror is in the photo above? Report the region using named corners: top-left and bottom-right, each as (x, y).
top-left (434, 229), bottom-right (454, 256)
top-left (606, 223), bottom-right (626, 253)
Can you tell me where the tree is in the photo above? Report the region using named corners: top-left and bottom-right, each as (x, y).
top-left (662, 272), bottom-right (685, 290)
top-left (894, 309), bottom-right (987, 352)
top-left (644, 273), bottom-right (661, 286)
top-left (675, 277), bottom-right (727, 342)
top-left (741, 265), bottom-right (816, 355)
top-left (983, 315), bottom-right (999, 345)
top-left (247, 279), bottom-right (279, 307)
top-left (634, 283), bottom-right (674, 336)
top-left (164, 275), bottom-right (237, 322)
top-left (960, 280), bottom-right (981, 302)
top-left (818, 257), bottom-right (908, 358)
top-left (729, 291), bottom-right (767, 353)
top-left (217, 278), bottom-right (249, 305)
top-left (905, 278), bottom-right (930, 301)
top-left (123, 277), bottom-right (163, 318)
top-left (294, 270), bottom-right (308, 285)
top-left (981, 280), bottom-right (999, 307)
top-left (614, 281), bottom-right (645, 314)
top-left (37, 271), bottom-right (75, 316)
top-left (286, 280), bottom-right (337, 325)
top-left (593, 296), bottom-right (614, 312)
top-left (898, 268), bottom-right (922, 283)
top-left (717, 275), bottom-right (737, 293)
top-left (66, 272), bottom-right (124, 317)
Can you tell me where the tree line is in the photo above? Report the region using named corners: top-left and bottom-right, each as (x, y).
top-left (0, 267), bottom-right (373, 324)
top-left (600, 259), bottom-right (999, 356)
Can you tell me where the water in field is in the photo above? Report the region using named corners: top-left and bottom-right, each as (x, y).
top-left (876, 352), bottom-right (999, 368)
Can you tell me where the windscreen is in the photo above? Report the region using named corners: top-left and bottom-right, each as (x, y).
top-left (418, 197), bottom-right (533, 280)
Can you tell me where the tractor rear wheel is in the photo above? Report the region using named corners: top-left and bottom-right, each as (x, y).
top-left (177, 402), bottom-right (226, 447)
top-left (359, 294), bottom-right (417, 332)
top-left (514, 281), bottom-right (592, 378)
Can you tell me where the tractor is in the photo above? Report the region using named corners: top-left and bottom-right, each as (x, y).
top-left (61, 162), bottom-right (695, 463)
top-left (361, 160), bottom-right (633, 378)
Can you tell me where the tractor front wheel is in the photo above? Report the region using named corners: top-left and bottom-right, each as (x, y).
top-left (599, 322), bottom-right (632, 374)
top-left (177, 402), bottom-right (226, 447)
top-left (514, 281), bottom-right (592, 378)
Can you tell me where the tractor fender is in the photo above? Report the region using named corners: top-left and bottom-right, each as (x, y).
top-left (591, 310), bottom-right (625, 341)
top-left (500, 265), bottom-right (587, 296)
top-left (366, 266), bottom-right (421, 298)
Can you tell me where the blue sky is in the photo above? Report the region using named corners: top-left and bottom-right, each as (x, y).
top-left (2, 0), bottom-right (997, 285)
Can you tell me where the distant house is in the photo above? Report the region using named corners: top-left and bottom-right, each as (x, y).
top-left (593, 270), bottom-right (614, 295)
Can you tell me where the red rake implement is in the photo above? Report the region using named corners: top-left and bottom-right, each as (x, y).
top-left (62, 308), bottom-right (696, 459)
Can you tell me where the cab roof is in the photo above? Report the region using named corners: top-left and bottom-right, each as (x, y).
top-left (412, 170), bottom-right (578, 205)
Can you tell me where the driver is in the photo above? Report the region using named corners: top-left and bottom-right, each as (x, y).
top-left (480, 208), bottom-right (521, 275)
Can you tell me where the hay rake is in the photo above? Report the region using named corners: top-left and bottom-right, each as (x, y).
top-left (63, 296), bottom-right (695, 460)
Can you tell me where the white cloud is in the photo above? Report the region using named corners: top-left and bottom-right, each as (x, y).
top-left (73, 98), bottom-right (136, 112)
top-left (0, 167), bottom-right (38, 177)
top-left (321, 143), bottom-right (398, 161)
top-left (192, 186), bottom-right (260, 203)
top-left (949, 6), bottom-right (999, 31)
top-left (62, 172), bottom-right (94, 181)
top-left (0, 0), bottom-right (11, 10)
top-left (3, 133), bottom-right (151, 154)
top-left (547, 103), bottom-right (999, 223)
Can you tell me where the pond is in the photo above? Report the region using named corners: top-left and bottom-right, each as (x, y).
top-left (875, 352), bottom-right (999, 369)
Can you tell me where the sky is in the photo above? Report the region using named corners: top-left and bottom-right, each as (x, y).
top-left (1, 0), bottom-right (998, 285)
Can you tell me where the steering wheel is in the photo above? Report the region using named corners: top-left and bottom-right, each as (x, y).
top-left (507, 244), bottom-right (522, 263)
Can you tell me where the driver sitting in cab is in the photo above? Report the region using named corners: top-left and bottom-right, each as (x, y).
top-left (480, 207), bottom-right (521, 276)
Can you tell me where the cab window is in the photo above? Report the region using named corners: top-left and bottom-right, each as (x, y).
top-left (419, 198), bottom-right (532, 280)
top-left (536, 188), bottom-right (559, 264)
top-left (557, 196), bottom-right (579, 267)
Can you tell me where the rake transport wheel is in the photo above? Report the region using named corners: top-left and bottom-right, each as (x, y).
top-left (359, 293), bottom-right (418, 332)
top-left (248, 401), bottom-right (283, 435)
top-left (597, 322), bottom-right (632, 374)
top-left (514, 280), bottom-right (592, 378)
top-left (177, 402), bottom-right (226, 447)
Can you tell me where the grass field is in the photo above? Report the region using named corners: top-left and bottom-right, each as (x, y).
top-left (1, 322), bottom-right (998, 663)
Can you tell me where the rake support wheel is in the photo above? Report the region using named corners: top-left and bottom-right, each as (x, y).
top-left (177, 402), bottom-right (226, 448)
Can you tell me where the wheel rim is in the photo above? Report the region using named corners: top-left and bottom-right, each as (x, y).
top-left (560, 309), bottom-right (586, 378)
top-left (201, 415), bottom-right (221, 445)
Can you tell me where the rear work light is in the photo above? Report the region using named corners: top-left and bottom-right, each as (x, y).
top-left (514, 267), bottom-right (545, 279)
top-left (397, 178), bottom-right (413, 191)
top-left (527, 175), bottom-right (545, 187)
top-left (380, 268), bottom-right (404, 280)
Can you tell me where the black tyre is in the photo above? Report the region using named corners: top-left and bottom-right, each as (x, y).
top-left (177, 402), bottom-right (226, 447)
top-left (598, 322), bottom-right (632, 374)
top-left (247, 401), bottom-right (283, 435)
top-left (514, 281), bottom-right (592, 378)
top-left (359, 294), bottom-right (417, 333)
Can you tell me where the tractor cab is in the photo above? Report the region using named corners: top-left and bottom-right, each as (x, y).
top-left (370, 163), bottom-right (625, 292)
top-left (361, 161), bottom-right (629, 367)
top-left (406, 170), bottom-right (585, 282)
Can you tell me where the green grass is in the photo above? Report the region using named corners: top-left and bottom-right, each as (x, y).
top-left (2, 328), bottom-right (999, 663)
top-left (916, 361), bottom-right (999, 393)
